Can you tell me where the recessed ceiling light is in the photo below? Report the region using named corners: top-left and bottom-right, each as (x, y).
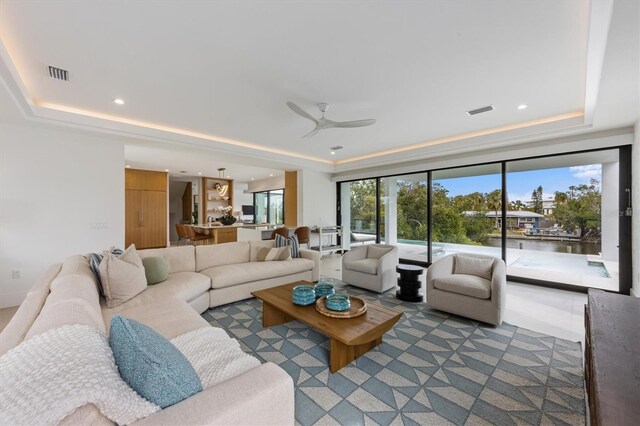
top-left (113, 98), bottom-right (125, 105)
top-left (125, 165), bottom-right (131, 168)
top-left (198, 172), bottom-right (202, 175)
top-left (251, 178), bottom-right (254, 181)
top-left (517, 104), bottom-right (527, 110)
top-left (270, 174), bottom-right (274, 177)
top-left (330, 151), bottom-right (336, 155)
top-left (165, 169), bottom-right (169, 172)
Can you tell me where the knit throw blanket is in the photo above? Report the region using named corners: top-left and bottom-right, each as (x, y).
top-left (171, 327), bottom-right (260, 389)
top-left (0, 325), bottom-right (160, 426)
top-left (0, 325), bottom-right (260, 425)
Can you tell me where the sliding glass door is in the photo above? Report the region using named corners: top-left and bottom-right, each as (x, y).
top-left (431, 164), bottom-right (502, 262)
top-left (505, 150), bottom-right (619, 291)
top-left (336, 146), bottom-right (627, 292)
top-left (340, 179), bottom-right (377, 251)
top-left (379, 173), bottom-right (428, 263)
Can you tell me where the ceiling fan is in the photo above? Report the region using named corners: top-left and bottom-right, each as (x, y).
top-left (287, 101), bottom-right (376, 138)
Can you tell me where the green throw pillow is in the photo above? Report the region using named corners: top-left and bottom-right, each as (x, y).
top-left (142, 257), bottom-right (169, 285)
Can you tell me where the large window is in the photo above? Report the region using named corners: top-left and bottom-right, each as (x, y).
top-left (505, 151), bottom-right (619, 291)
top-left (253, 189), bottom-right (285, 225)
top-left (337, 147), bottom-right (628, 292)
top-left (340, 179), bottom-right (377, 250)
top-left (379, 174), bottom-right (428, 263)
top-left (431, 164), bottom-right (502, 262)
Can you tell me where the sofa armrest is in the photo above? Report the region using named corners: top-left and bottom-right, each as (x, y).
top-left (342, 245), bottom-right (367, 263)
top-left (378, 246), bottom-right (399, 281)
top-left (132, 363), bottom-right (294, 426)
top-left (426, 254), bottom-right (455, 291)
top-left (299, 249), bottom-right (321, 282)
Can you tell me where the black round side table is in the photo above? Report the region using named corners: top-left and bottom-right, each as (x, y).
top-left (396, 264), bottom-right (424, 302)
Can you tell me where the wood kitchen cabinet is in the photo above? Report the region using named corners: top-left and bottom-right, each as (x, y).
top-left (125, 169), bottom-right (167, 249)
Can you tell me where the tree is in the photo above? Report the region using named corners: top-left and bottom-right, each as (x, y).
top-left (486, 189), bottom-right (502, 229)
top-left (553, 179), bottom-right (601, 241)
top-left (531, 185), bottom-right (543, 215)
top-left (349, 180), bottom-right (376, 233)
top-left (509, 200), bottom-right (526, 211)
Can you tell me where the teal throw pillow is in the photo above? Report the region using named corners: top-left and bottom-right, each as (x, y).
top-left (109, 316), bottom-right (202, 408)
top-left (142, 256), bottom-right (170, 285)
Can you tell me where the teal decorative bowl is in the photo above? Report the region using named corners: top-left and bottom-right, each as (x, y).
top-left (325, 294), bottom-right (351, 312)
top-left (314, 283), bottom-right (335, 298)
top-left (292, 285), bottom-right (316, 306)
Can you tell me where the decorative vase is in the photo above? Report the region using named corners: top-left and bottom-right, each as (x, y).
top-left (219, 217), bottom-right (237, 225)
top-left (325, 294), bottom-right (351, 311)
top-left (292, 285), bottom-right (316, 306)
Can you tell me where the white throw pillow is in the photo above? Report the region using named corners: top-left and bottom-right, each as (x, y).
top-left (454, 255), bottom-right (494, 280)
top-left (99, 245), bottom-right (147, 308)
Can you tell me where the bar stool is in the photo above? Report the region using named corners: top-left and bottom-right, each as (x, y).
top-left (186, 225), bottom-right (211, 245)
top-left (271, 227), bottom-right (289, 240)
top-left (294, 226), bottom-right (310, 248)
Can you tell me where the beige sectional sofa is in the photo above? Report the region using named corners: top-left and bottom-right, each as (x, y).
top-left (0, 240), bottom-right (319, 425)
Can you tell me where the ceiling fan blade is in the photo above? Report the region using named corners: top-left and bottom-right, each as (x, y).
top-left (287, 101), bottom-right (318, 124)
top-left (333, 119), bottom-right (376, 128)
top-left (302, 126), bottom-right (320, 138)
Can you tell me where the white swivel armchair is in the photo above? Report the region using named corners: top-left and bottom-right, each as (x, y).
top-left (426, 253), bottom-right (506, 326)
top-left (342, 244), bottom-right (399, 293)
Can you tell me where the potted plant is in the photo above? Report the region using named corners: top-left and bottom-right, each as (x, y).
top-left (217, 205), bottom-right (236, 225)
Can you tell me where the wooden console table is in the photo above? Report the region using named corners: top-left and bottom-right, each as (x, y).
top-left (584, 289), bottom-right (640, 425)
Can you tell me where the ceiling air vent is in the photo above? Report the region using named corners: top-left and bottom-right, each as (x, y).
top-left (48, 65), bottom-right (69, 82)
top-left (330, 146), bottom-right (344, 151)
top-left (466, 105), bottom-right (494, 116)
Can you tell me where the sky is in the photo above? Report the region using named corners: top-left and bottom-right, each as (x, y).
top-left (434, 164), bottom-right (602, 201)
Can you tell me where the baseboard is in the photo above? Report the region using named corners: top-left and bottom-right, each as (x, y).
top-left (631, 286), bottom-right (640, 298)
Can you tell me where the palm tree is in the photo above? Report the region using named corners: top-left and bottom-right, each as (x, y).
top-left (486, 189), bottom-right (502, 229)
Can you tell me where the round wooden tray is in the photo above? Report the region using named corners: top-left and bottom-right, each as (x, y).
top-left (315, 295), bottom-right (367, 319)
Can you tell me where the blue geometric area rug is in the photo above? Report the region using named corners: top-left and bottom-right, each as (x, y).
top-left (202, 277), bottom-right (585, 426)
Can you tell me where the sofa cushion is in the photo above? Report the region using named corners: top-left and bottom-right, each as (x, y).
top-left (99, 245), bottom-right (147, 308)
top-left (142, 272), bottom-right (211, 303)
top-left (367, 246), bottom-right (392, 260)
top-left (202, 259), bottom-right (314, 289)
top-left (344, 258), bottom-right (379, 275)
top-left (139, 246), bottom-right (196, 273)
top-left (196, 242), bottom-right (250, 271)
top-left (142, 257), bottom-right (170, 284)
top-left (109, 316), bottom-right (202, 408)
top-left (256, 246), bottom-right (291, 262)
top-left (454, 255), bottom-right (494, 280)
top-left (103, 298), bottom-right (209, 340)
top-left (434, 274), bottom-right (491, 299)
top-left (26, 273), bottom-right (106, 339)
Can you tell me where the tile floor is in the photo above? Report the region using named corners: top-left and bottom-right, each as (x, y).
top-left (321, 253), bottom-right (587, 343)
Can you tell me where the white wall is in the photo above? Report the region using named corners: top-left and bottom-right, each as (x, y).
top-left (298, 169), bottom-right (336, 227)
top-left (247, 176), bottom-right (284, 192)
top-left (233, 182), bottom-right (253, 219)
top-left (0, 122), bottom-right (124, 307)
top-left (632, 121), bottom-right (640, 297)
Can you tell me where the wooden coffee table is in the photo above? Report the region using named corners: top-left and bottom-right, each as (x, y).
top-left (252, 281), bottom-right (402, 373)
